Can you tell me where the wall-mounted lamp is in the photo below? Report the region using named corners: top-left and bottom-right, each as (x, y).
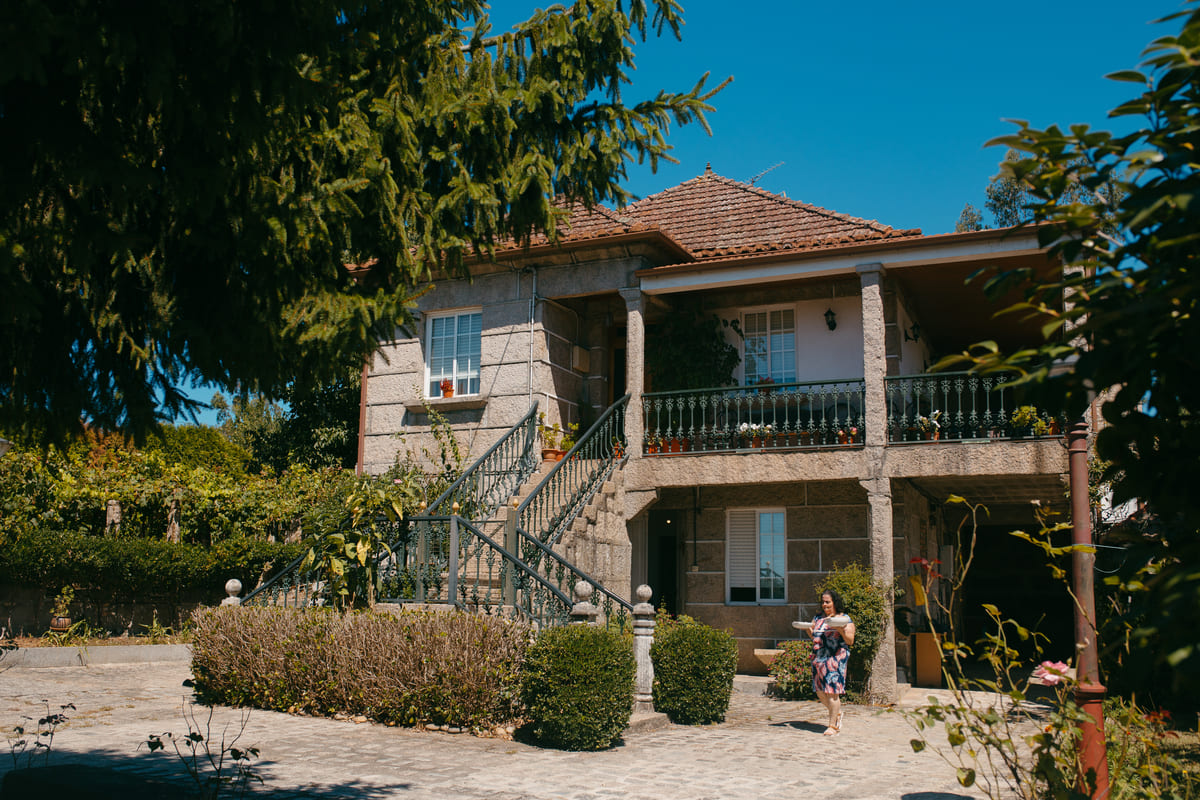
top-left (824, 308), bottom-right (837, 331)
top-left (904, 323), bottom-right (921, 342)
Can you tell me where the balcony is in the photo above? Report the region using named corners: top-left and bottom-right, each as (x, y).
top-left (640, 372), bottom-right (1064, 457)
top-left (642, 378), bottom-right (866, 455)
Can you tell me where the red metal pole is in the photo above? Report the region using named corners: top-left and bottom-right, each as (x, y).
top-left (1068, 418), bottom-right (1108, 798)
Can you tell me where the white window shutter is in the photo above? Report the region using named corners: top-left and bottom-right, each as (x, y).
top-left (728, 510), bottom-right (757, 589)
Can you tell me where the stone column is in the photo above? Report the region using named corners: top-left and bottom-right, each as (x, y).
top-left (857, 262), bottom-right (898, 702)
top-left (632, 584), bottom-right (656, 713)
top-left (104, 499), bottom-right (121, 535)
top-left (619, 287), bottom-right (645, 458)
top-left (857, 263), bottom-right (888, 448)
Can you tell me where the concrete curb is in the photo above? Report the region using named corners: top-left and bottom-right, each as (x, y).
top-left (0, 643), bottom-right (191, 668)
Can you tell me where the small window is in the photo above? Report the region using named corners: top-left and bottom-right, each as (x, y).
top-left (426, 310), bottom-right (481, 397)
top-left (743, 308), bottom-right (796, 385)
top-left (727, 508), bottom-right (786, 603)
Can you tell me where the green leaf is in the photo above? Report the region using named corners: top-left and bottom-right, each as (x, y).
top-left (956, 767), bottom-right (976, 787)
top-left (909, 739), bottom-right (926, 753)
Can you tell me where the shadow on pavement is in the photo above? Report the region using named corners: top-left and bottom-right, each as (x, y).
top-left (0, 750), bottom-right (410, 799)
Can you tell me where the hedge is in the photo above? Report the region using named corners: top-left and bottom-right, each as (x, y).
top-left (0, 529), bottom-right (301, 603)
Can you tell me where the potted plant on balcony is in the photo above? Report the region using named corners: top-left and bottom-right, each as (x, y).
top-left (917, 410), bottom-right (942, 440)
top-left (1010, 405), bottom-right (1040, 438)
top-left (439, 377), bottom-right (454, 398)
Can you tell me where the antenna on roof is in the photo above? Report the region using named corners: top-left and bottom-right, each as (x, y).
top-left (747, 162), bottom-right (784, 186)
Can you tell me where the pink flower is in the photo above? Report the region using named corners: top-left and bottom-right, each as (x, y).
top-left (1032, 660), bottom-right (1071, 686)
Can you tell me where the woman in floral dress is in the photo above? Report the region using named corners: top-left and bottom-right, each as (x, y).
top-left (810, 589), bottom-right (856, 735)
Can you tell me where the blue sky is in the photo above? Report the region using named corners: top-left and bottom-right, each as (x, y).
top-left (493, 0), bottom-right (1185, 233)
top-left (183, 1), bottom-right (1184, 426)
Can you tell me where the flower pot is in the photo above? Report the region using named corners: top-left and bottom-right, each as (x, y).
top-left (799, 431), bottom-right (813, 446)
top-left (50, 615), bottom-right (72, 633)
top-left (751, 436), bottom-right (762, 449)
top-left (541, 448), bottom-right (565, 462)
top-left (837, 430), bottom-right (849, 445)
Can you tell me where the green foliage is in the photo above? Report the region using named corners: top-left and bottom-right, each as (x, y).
top-left (520, 624), bottom-right (635, 750)
top-left (299, 473), bottom-right (415, 608)
top-left (144, 425), bottom-right (250, 476)
top-left (0, 0), bottom-right (727, 442)
top-left (817, 562), bottom-right (890, 697)
top-left (937, 7), bottom-right (1200, 698)
top-left (645, 304), bottom-right (743, 390)
top-left (955, 202), bottom-right (985, 232)
top-left (50, 585), bottom-right (74, 617)
top-left (650, 612), bottom-right (737, 724)
top-left (768, 640), bottom-right (816, 701)
top-left (212, 358), bottom-right (362, 474)
top-left (0, 529), bottom-right (301, 605)
top-left (190, 607), bottom-right (529, 731)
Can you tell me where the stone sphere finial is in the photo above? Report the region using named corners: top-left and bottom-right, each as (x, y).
top-left (574, 580), bottom-right (592, 602)
top-left (636, 584), bottom-right (652, 604)
top-left (221, 578), bottom-right (243, 606)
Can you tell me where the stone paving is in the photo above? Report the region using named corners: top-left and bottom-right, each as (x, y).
top-left (0, 657), bottom-right (991, 799)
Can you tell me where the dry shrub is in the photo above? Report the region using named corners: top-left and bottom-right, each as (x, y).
top-left (190, 606), bottom-right (529, 731)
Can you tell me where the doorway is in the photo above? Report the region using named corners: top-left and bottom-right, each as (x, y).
top-left (647, 509), bottom-right (680, 614)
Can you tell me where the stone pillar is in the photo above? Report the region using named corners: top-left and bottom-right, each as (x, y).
top-left (105, 499), bottom-right (121, 535)
top-left (619, 287), bottom-right (645, 459)
top-left (569, 580), bottom-right (599, 625)
top-left (221, 578), bottom-right (243, 607)
top-left (632, 584), bottom-right (656, 713)
top-left (857, 263), bottom-right (888, 448)
top-left (166, 497), bottom-right (181, 543)
top-left (857, 262), bottom-right (898, 702)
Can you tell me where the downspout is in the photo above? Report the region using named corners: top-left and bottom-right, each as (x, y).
top-left (692, 486), bottom-right (700, 570)
top-left (528, 267), bottom-right (537, 410)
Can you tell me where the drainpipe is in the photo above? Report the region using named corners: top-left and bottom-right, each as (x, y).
top-left (528, 267), bottom-right (537, 410)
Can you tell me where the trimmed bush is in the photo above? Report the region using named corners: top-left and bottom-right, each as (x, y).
top-left (817, 562), bottom-right (891, 697)
top-left (768, 640), bottom-right (816, 700)
top-left (191, 606), bottom-right (529, 731)
top-left (520, 624), bottom-right (635, 750)
top-left (650, 613), bottom-right (737, 724)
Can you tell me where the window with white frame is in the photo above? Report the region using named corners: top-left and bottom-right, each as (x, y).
top-left (426, 310), bottom-right (481, 397)
top-left (727, 508), bottom-right (786, 603)
top-left (742, 308), bottom-right (796, 385)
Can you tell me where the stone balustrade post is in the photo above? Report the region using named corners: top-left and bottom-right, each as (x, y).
top-left (221, 578), bottom-right (243, 607)
top-left (569, 579), bottom-right (599, 625)
top-left (632, 584), bottom-right (655, 713)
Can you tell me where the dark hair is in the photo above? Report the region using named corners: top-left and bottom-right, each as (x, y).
top-left (820, 589), bottom-right (845, 615)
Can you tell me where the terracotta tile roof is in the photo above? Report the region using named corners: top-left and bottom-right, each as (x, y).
top-left (620, 164), bottom-right (921, 258)
top-left (518, 201), bottom-right (654, 246)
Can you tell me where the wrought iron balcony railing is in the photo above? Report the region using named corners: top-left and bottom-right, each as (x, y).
top-left (641, 379), bottom-right (867, 455)
top-left (885, 371), bottom-right (1065, 442)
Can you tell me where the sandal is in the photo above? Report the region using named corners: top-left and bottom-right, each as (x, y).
top-left (823, 712), bottom-right (843, 736)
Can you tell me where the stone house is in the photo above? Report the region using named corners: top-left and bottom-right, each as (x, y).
top-left (355, 166), bottom-right (1072, 700)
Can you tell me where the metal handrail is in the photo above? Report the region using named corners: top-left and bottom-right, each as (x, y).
top-left (518, 394), bottom-right (629, 549)
top-left (244, 406), bottom-right (539, 607)
top-left (422, 403), bottom-right (540, 519)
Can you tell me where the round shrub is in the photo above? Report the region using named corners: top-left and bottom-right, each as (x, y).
top-left (818, 562), bottom-right (891, 697)
top-left (520, 624), bottom-right (635, 750)
top-left (768, 640), bottom-right (816, 700)
top-left (650, 613), bottom-right (737, 724)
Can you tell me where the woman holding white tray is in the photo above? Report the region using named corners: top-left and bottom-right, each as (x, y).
top-left (807, 589), bottom-right (855, 735)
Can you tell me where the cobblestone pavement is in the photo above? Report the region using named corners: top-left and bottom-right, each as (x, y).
top-left (1, 660), bottom-right (989, 799)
